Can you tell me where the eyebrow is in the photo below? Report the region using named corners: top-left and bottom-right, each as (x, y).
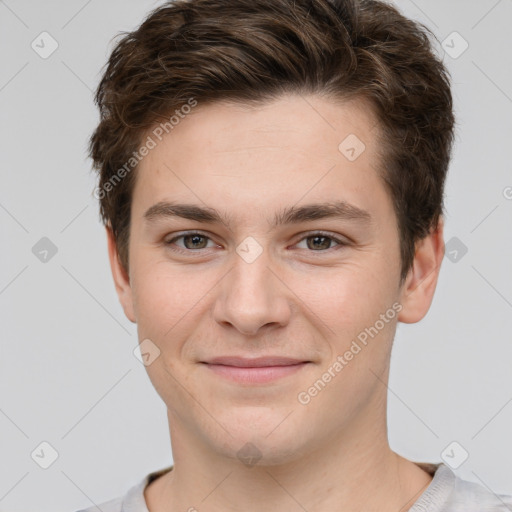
top-left (143, 200), bottom-right (373, 229)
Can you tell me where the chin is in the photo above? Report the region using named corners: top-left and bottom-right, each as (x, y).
top-left (208, 412), bottom-right (309, 466)
top-left (216, 436), bottom-right (307, 468)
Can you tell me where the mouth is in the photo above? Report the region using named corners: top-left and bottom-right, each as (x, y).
top-left (200, 356), bottom-right (311, 384)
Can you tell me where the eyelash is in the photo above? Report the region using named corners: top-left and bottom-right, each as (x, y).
top-left (164, 230), bottom-right (348, 256)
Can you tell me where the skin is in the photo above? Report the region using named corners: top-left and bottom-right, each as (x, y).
top-left (107, 93), bottom-right (445, 512)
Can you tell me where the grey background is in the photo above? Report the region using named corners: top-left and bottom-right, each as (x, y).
top-left (1, 0), bottom-right (511, 510)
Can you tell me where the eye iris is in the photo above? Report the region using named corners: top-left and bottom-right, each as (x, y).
top-left (307, 235), bottom-right (331, 250)
top-left (184, 234), bottom-right (208, 249)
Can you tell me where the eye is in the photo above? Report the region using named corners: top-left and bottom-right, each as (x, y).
top-left (165, 231), bottom-right (218, 252)
top-left (164, 230), bottom-right (347, 255)
top-left (294, 231), bottom-right (347, 252)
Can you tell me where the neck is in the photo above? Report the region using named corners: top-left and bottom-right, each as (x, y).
top-left (145, 395), bottom-right (433, 512)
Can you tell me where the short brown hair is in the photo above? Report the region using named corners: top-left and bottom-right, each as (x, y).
top-left (89, 0), bottom-right (455, 284)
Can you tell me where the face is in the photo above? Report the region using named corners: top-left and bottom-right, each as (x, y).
top-left (108, 93), bottom-right (442, 465)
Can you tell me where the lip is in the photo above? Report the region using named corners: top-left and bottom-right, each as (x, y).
top-left (204, 356), bottom-right (308, 367)
top-left (200, 356), bottom-right (311, 384)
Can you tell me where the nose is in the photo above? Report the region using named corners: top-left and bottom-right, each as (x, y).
top-left (212, 246), bottom-right (292, 336)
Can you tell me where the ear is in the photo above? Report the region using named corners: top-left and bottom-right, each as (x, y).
top-left (106, 225), bottom-right (136, 323)
top-left (397, 216), bottom-right (445, 324)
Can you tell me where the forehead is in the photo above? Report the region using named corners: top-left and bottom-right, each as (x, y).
top-left (156, 94), bottom-right (380, 159)
top-left (131, 93), bottom-right (392, 228)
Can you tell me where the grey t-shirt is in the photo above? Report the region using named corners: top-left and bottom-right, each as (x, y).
top-left (76, 462), bottom-right (512, 511)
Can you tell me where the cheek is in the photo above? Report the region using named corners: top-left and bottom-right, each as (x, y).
top-left (292, 256), bottom-right (392, 325)
top-left (131, 266), bottom-right (204, 390)
top-left (130, 261), bottom-right (198, 338)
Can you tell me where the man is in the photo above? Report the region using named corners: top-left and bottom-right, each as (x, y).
top-left (79, 0), bottom-right (512, 510)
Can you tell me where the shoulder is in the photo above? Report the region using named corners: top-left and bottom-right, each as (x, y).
top-left (74, 495), bottom-right (123, 512)
top-left (447, 472), bottom-right (512, 511)
top-left (72, 474), bottom-right (147, 512)
top-left (72, 466), bottom-right (173, 512)
top-left (411, 463), bottom-right (512, 511)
